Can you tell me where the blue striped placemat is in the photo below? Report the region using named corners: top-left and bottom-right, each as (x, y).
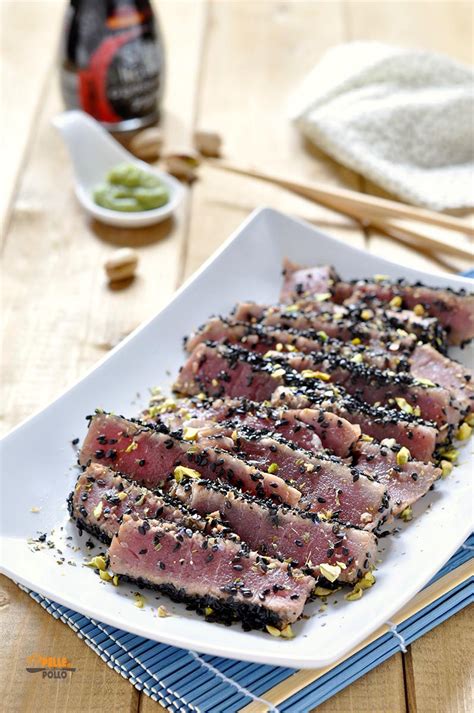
top-left (20, 535), bottom-right (473, 712)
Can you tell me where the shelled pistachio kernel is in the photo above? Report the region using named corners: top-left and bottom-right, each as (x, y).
top-left (389, 295), bottom-right (402, 308)
top-left (440, 460), bottom-right (453, 478)
top-left (104, 247), bottom-right (139, 282)
top-left (456, 422), bottom-right (472, 441)
top-left (396, 446), bottom-right (411, 466)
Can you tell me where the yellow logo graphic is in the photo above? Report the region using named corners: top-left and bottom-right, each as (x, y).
top-left (26, 653), bottom-right (76, 678)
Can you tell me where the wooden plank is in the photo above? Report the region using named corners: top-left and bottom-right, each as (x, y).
top-left (183, 0), bottom-right (366, 281)
top-left (0, 0), bottom-right (207, 436)
top-left (404, 606), bottom-right (474, 713)
top-left (0, 575), bottom-right (140, 713)
top-left (0, 1), bottom-right (64, 238)
top-left (316, 656), bottom-right (406, 713)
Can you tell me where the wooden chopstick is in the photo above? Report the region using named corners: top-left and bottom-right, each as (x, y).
top-left (207, 159), bottom-right (474, 237)
top-left (367, 217), bottom-right (473, 260)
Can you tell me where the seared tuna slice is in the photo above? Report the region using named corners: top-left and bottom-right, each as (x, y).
top-left (280, 259), bottom-right (339, 303)
top-left (174, 342), bottom-right (438, 460)
top-left (80, 412), bottom-right (301, 506)
top-left (267, 349), bottom-right (464, 432)
top-left (175, 342), bottom-right (278, 402)
top-left (196, 423), bottom-right (389, 528)
top-left (170, 479), bottom-right (377, 583)
top-left (233, 300), bottom-right (446, 352)
top-left (353, 440), bottom-right (441, 516)
top-left (174, 346), bottom-right (361, 456)
top-left (334, 277), bottom-right (474, 346)
top-left (68, 463), bottom-right (205, 543)
top-left (108, 517), bottom-right (314, 630)
top-left (273, 385), bottom-right (437, 462)
top-left (188, 320), bottom-right (473, 421)
top-left (409, 344), bottom-right (474, 418)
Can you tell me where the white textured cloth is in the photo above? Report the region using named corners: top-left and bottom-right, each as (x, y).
top-left (289, 42), bottom-right (474, 210)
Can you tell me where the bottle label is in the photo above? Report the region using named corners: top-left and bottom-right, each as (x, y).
top-left (76, 11), bottom-right (163, 123)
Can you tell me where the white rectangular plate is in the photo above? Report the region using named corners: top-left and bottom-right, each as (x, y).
top-left (1, 208), bottom-right (472, 669)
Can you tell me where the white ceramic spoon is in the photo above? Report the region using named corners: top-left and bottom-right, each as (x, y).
top-left (53, 110), bottom-right (184, 228)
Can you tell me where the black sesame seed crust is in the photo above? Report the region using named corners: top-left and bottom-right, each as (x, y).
top-left (198, 342), bottom-right (436, 430)
top-left (113, 574), bottom-right (287, 631)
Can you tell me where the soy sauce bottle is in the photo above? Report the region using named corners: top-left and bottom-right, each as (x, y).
top-left (60, 0), bottom-right (165, 131)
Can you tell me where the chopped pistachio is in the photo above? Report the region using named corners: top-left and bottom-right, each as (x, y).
top-left (389, 295), bottom-right (403, 308)
top-left (147, 401), bottom-right (177, 419)
top-left (30, 506), bottom-right (41, 513)
top-left (314, 292), bottom-right (331, 302)
top-left (358, 571), bottom-right (376, 589)
top-left (174, 465), bottom-right (201, 482)
top-left (465, 413), bottom-right (474, 427)
top-left (317, 331), bottom-right (329, 342)
top-left (266, 625), bottom-right (281, 637)
top-left (157, 605), bottom-right (171, 617)
top-left (93, 501), bottom-right (103, 519)
top-left (440, 447), bottom-right (459, 463)
top-left (360, 309), bottom-right (373, 321)
top-left (211, 378), bottom-right (219, 387)
top-left (394, 397), bottom-right (414, 414)
top-left (275, 342), bottom-right (283, 352)
top-left (344, 587), bottom-right (363, 601)
top-left (415, 377), bottom-right (436, 387)
top-left (134, 492), bottom-right (146, 507)
top-left (319, 562), bottom-right (342, 583)
top-left (314, 586), bottom-right (334, 597)
top-left (361, 434), bottom-right (374, 442)
top-left (351, 337), bottom-right (361, 345)
top-left (350, 353), bottom-right (363, 364)
top-left (318, 510), bottom-right (332, 521)
top-left (396, 446), bottom-right (411, 466)
top-left (99, 570), bottom-right (113, 582)
top-left (285, 344), bottom-right (297, 352)
top-left (267, 463), bottom-right (279, 474)
top-left (118, 491), bottom-right (128, 501)
top-left (271, 368), bottom-right (286, 379)
top-left (204, 607), bottom-right (214, 617)
top-left (125, 440), bottom-right (138, 453)
top-left (85, 555), bottom-right (107, 571)
top-left (284, 305), bottom-right (299, 313)
top-left (280, 624), bottom-right (294, 639)
top-left (112, 575), bottom-right (119, 586)
top-left (440, 460), bottom-right (453, 478)
top-left (456, 422), bottom-right (472, 441)
top-left (374, 274), bottom-right (389, 282)
top-left (263, 350), bottom-right (274, 359)
top-left (400, 506), bottom-right (413, 522)
top-left (134, 593), bottom-right (146, 608)
top-left (301, 369), bottom-right (330, 381)
top-left (183, 426), bottom-right (199, 441)
top-left (413, 303), bottom-right (425, 316)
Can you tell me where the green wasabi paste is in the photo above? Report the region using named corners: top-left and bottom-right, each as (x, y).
top-left (93, 163), bottom-right (169, 212)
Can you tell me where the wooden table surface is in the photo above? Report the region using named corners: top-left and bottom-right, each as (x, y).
top-left (1, 1), bottom-right (473, 711)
